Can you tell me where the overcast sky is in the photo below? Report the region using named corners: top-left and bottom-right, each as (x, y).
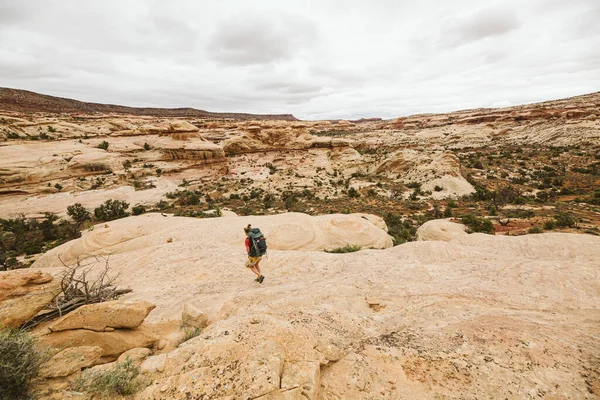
top-left (1, 0), bottom-right (599, 119)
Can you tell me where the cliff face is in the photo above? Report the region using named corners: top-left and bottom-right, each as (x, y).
top-left (0, 88), bottom-right (298, 121)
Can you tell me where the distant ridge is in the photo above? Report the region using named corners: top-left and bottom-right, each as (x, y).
top-left (0, 87), bottom-right (298, 121)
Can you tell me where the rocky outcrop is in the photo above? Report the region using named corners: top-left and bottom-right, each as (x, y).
top-left (0, 269), bottom-right (61, 328)
top-left (40, 326), bottom-right (157, 359)
top-left (48, 300), bottom-right (156, 332)
top-left (39, 346), bottom-right (104, 378)
top-left (222, 124), bottom-right (313, 154)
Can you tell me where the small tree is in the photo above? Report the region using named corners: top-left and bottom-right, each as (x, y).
top-left (94, 199), bottom-right (130, 221)
top-left (67, 203), bottom-right (91, 224)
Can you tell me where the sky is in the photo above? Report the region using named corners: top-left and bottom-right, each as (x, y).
top-left (0, 0), bottom-right (599, 120)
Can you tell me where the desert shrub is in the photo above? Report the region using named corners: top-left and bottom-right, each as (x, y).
top-left (67, 203), bottom-right (91, 223)
top-left (434, 185), bottom-right (443, 192)
top-left (131, 205), bottom-right (146, 216)
top-left (0, 328), bottom-right (45, 400)
top-left (543, 219), bottom-right (557, 230)
top-left (229, 193), bottom-right (241, 200)
top-left (554, 212), bottom-right (576, 228)
top-left (73, 358), bottom-right (145, 397)
top-left (47, 126), bottom-right (57, 133)
top-left (348, 187), bottom-right (360, 198)
top-left (528, 226), bottom-right (544, 234)
top-left (384, 213), bottom-right (417, 245)
top-left (182, 327), bottom-right (202, 342)
top-left (94, 199), bottom-right (130, 221)
top-left (54, 183), bottom-right (63, 191)
top-left (265, 163), bottom-right (277, 174)
top-left (461, 214), bottom-right (494, 234)
top-left (97, 141), bottom-right (109, 150)
top-left (443, 205), bottom-right (453, 218)
top-left (263, 193), bottom-right (275, 209)
top-left (143, 142), bottom-right (151, 151)
top-left (367, 189), bottom-right (377, 197)
top-left (325, 244), bottom-right (362, 253)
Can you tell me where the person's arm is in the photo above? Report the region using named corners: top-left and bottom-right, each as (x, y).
top-left (245, 237), bottom-right (250, 254)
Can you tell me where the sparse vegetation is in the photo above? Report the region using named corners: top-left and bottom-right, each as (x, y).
top-left (461, 214), bottom-right (494, 234)
top-left (0, 328), bottom-right (46, 400)
top-left (97, 141), bottom-right (109, 150)
top-left (73, 358), bottom-right (146, 398)
top-left (325, 244), bottom-right (362, 253)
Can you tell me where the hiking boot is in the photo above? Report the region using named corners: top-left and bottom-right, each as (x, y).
top-left (259, 275), bottom-right (265, 283)
top-left (255, 277), bottom-right (260, 282)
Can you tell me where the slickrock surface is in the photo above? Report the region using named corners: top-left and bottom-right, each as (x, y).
top-left (31, 213), bottom-right (600, 398)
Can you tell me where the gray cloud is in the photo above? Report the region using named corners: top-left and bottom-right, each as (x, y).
top-left (0, 0), bottom-right (598, 119)
top-left (440, 6), bottom-right (521, 48)
top-left (207, 12), bottom-right (318, 65)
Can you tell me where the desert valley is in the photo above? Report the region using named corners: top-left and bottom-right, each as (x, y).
top-left (0, 87), bottom-right (599, 399)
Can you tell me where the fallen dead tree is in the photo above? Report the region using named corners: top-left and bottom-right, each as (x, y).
top-left (21, 255), bottom-right (131, 330)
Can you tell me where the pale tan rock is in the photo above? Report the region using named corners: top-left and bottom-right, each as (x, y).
top-left (48, 300), bottom-right (155, 332)
top-left (39, 346), bottom-right (103, 378)
top-left (40, 327), bottom-right (157, 358)
top-left (181, 303), bottom-right (208, 329)
top-left (281, 361), bottom-right (321, 400)
top-left (0, 269), bottom-right (61, 328)
top-left (117, 347), bottom-right (153, 365)
top-left (416, 219), bottom-right (468, 242)
top-left (140, 354), bottom-right (167, 374)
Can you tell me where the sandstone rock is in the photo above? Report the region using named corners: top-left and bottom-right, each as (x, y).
top-left (140, 354), bottom-right (167, 374)
top-left (181, 303), bottom-right (208, 329)
top-left (39, 346), bottom-right (103, 378)
top-left (117, 347), bottom-right (153, 365)
top-left (48, 300), bottom-right (155, 332)
top-left (281, 361), bottom-right (321, 400)
top-left (0, 269), bottom-right (61, 328)
top-left (416, 219), bottom-right (468, 242)
top-left (40, 327), bottom-right (157, 358)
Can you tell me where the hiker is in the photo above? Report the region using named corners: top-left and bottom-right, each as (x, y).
top-left (244, 224), bottom-right (267, 283)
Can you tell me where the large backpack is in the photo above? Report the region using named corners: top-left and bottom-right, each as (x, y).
top-left (248, 228), bottom-right (267, 257)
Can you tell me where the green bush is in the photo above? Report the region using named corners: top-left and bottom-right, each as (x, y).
top-left (543, 219), bottom-right (557, 230)
top-left (94, 199), bottom-right (130, 221)
top-left (131, 205), bottom-right (146, 216)
top-left (67, 203), bottom-right (91, 223)
top-left (384, 213), bottom-right (417, 245)
top-left (97, 141), bottom-right (109, 150)
top-left (460, 214), bottom-right (494, 234)
top-left (0, 328), bottom-right (45, 400)
top-left (325, 244), bottom-right (362, 253)
top-left (73, 358), bottom-right (146, 397)
top-left (348, 187), bottom-right (360, 198)
top-left (143, 142), bottom-right (151, 151)
top-left (528, 226), bottom-right (544, 234)
top-left (554, 212), bottom-right (576, 228)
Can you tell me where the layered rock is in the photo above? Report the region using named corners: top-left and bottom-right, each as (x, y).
top-left (0, 269), bottom-right (61, 328)
top-left (39, 346), bottom-right (104, 378)
top-left (48, 299), bottom-right (155, 332)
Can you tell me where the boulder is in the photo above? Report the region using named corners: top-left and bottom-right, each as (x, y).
top-left (181, 303), bottom-right (209, 329)
top-left (40, 327), bottom-right (157, 358)
top-left (0, 269), bottom-right (61, 328)
top-left (39, 346), bottom-right (103, 378)
top-left (117, 347), bottom-right (153, 365)
top-left (416, 219), bottom-right (468, 242)
top-left (48, 300), bottom-right (155, 332)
